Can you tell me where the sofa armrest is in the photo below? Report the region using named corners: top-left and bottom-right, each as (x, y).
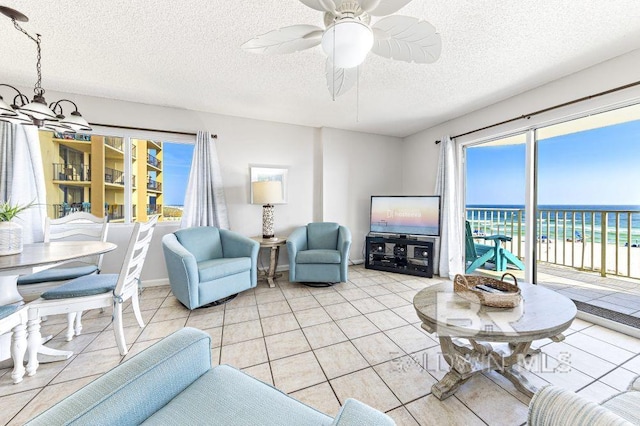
top-left (286, 226), bottom-right (308, 281)
top-left (219, 229), bottom-right (260, 286)
top-left (528, 385), bottom-right (633, 426)
top-left (26, 328), bottom-right (212, 426)
top-left (629, 376), bottom-right (640, 391)
top-left (162, 233), bottom-right (200, 309)
top-left (331, 399), bottom-right (395, 426)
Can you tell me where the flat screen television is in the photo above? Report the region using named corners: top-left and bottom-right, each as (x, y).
top-left (370, 195), bottom-right (441, 237)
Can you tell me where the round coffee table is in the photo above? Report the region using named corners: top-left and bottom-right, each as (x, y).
top-left (413, 281), bottom-right (576, 400)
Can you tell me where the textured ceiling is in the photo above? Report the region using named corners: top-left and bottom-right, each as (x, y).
top-left (1, 1), bottom-right (640, 137)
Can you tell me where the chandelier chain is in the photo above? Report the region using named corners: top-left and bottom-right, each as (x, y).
top-left (12, 18), bottom-right (44, 96)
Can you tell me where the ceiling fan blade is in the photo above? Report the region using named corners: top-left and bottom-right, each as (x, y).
top-left (326, 59), bottom-right (357, 98)
top-left (359, 0), bottom-right (413, 16)
top-left (299, 0), bottom-right (337, 12)
top-left (372, 16), bottom-right (441, 63)
top-left (241, 25), bottom-right (324, 55)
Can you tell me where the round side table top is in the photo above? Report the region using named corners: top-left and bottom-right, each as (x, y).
top-left (413, 281), bottom-right (577, 342)
top-left (251, 236), bottom-right (287, 247)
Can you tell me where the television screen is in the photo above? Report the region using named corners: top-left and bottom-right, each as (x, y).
top-left (370, 196), bottom-right (441, 237)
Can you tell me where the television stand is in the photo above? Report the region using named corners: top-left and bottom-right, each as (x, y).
top-left (365, 235), bottom-right (434, 278)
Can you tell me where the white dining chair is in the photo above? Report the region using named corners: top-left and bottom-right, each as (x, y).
top-left (25, 216), bottom-right (157, 376)
top-left (17, 212), bottom-right (109, 341)
top-left (0, 304), bottom-right (28, 384)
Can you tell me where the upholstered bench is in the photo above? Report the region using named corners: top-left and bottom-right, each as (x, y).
top-left (26, 327), bottom-right (395, 425)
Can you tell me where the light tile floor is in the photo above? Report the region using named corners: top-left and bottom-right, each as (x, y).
top-left (2, 265), bottom-right (640, 425)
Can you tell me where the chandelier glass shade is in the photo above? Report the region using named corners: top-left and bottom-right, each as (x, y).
top-left (0, 6), bottom-right (91, 133)
top-left (321, 18), bottom-right (373, 69)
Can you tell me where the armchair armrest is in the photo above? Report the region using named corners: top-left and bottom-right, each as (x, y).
top-left (528, 385), bottom-right (632, 426)
top-left (219, 229), bottom-right (259, 259)
top-left (331, 399), bottom-right (395, 426)
top-left (26, 328), bottom-right (212, 426)
top-left (286, 226), bottom-right (308, 282)
top-left (162, 233), bottom-right (200, 309)
top-left (337, 226), bottom-right (352, 282)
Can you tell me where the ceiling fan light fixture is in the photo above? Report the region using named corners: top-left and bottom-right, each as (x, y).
top-left (321, 18), bottom-right (373, 69)
top-left (19, 94), bottom-right (57, 121)
top-left (60, 110), bottom-right (92, 132)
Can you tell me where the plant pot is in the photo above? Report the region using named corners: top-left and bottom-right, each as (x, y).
top-left (0, 221), bottom-right (23, 256)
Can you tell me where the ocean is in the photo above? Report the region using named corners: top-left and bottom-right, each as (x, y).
top-left (466, 205), bottom-right (640, 245)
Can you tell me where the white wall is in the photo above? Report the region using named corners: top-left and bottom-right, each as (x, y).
top-left (402, 49), bottom-right (640, 194)
top-left (321, 128), bottom-right (404, 262)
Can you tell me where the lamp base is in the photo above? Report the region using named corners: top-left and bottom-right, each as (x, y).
top-left (262, 204), bottom-right (275, 240)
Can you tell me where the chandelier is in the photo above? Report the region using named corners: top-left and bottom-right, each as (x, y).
top-left (0, 6), bottom-right (91, 133)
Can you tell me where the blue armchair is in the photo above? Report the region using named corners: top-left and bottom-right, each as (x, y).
top-left (287, 222), bottom-right (352, 284)
top-left (162, 227), bottom-right (259, 309)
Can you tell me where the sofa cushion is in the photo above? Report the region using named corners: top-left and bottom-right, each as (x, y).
top-left (41, 274), bottom-right (118, 300)
top-left (198, 257), bottom-right (252, 282)
top-left (17, 265), bottom-right (98, 285)
top-left (296, 249), bottom-right (341, 264)
top-left (142, 365), bottom-right (332, 426)
top-left (602, 391), bottom-right (640, 424)
top-left (175, 227), bottom-right (223, 262)
top-left (307, 222), bottom-right (339, 250)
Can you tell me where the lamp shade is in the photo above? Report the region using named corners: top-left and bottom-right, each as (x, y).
top-left (0, 96), bottom-right (18, 116)
top-left (61, 111), bottom-right (92, 132)
top-left (321, 18), bottom-right (373, 69)
top-left (20, 95), bottom-right (57, 120)
top-left (252, 181), bottom-right (283, 205)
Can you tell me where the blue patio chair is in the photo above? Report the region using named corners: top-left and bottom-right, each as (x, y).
top-left (465, 221), bottom-right (525, 273)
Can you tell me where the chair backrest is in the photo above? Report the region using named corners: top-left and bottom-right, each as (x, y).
top-left (114, 216), bottom-right (158, 298)
top-left (45, 212), bottom-right (110, 270)
top-left (465, 221), bottom-right (478, 260)
top-left (174, 227), bottom-right (223, 262)
top-left (307, 222), bottom-right (340, 250)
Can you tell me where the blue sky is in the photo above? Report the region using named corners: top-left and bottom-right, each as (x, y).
top-left (162, 143), bottom-right (194, 206)
top-left (466, 120), bottom-right (640, 206)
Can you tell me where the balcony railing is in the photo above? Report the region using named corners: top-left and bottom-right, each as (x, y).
top-left (53, 163), bottom-right (90, 182)
top-left (466, 207), bottom-right (640, 279)
top-left (147, 153), bottom-right (161, 168)
top-left (147, 179), bottom-right (162, 191)
top-left (147, 204), bottom-right (162, 215)
top-left (104, 137), bottom-right (124, 151)
top-left (105, 167), bottom-right (125, 185)
top-left (52, 202), bottom-right (91, 219)
top-left (106, 204), bottom-right (124, 221)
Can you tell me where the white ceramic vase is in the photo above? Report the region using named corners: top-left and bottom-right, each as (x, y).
top-left (0, 221), bottom-right (23, 256)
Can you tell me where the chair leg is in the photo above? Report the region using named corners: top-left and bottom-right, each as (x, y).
top-left (132, 291), bottom-right (145, 328)
top-left (65, 313), bottom-right (76, 342)
top-left (74, 311), bottom-right (83, 337)
top-left (10, 323), bottom-right (27, 384)
top-left (26, 311), bottom-right (42, 377)
top-left (113, 302), bottom-right (128, 356)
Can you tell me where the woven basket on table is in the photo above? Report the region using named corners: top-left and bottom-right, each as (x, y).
top-left (453, 273), bottom-right (521, 308)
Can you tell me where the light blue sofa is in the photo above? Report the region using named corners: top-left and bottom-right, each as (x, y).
top-left (287, 222), bottom-right (352, 284)
top-left (162, 227), bottom-right (259, 309)
top-left (26, 328), bottom-right (395, 425)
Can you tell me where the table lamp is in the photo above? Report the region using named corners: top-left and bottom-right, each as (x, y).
top-left (252, 181), bottom-right (283, 239)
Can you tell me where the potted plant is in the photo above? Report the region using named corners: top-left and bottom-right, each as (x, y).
top-left (0, 200), bottom-right (32, 256)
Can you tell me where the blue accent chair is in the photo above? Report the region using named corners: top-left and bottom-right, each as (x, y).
top-left (25, 328), bottom-right (395, 425)
top-left (287, 222), bottom-right (352, 284)
top-left (162, 227), bottom-right (259, 309)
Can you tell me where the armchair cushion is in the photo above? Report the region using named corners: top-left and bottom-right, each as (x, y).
top-left (175, 227), bottom-right (223, 262)
top-left (198, 257), bottom-right (252, 282)
top-left (296, 249), bottom-right (341, 264)
top-left (0, 305), bottom-right (19, 320)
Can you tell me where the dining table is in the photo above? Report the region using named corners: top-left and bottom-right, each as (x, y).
top-left (0, 240), bottom-right (117, 367)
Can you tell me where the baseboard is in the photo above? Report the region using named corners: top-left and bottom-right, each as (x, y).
top-left (140, 278), bottom-right (170, 288)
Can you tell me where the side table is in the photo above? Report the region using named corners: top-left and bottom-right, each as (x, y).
top-left (251, 236), bottom-right (286, 288)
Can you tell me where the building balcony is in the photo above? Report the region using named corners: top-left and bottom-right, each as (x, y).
top-left (52, 202), bottom-right (91, 219)
top-left (147, 204), bottom-right (162, 215)
top-left (147, 153), bottom-right (161, 169)
top-left (147, 179), bottom-right (162, 192)
top-left (52, 163), bottom-right (90, 182)
top-left (105, 167), bottom-right (126, 186)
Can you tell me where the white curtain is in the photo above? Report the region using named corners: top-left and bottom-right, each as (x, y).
top-left (181, 131), bottom-right (229, 229)
top-left (434, 136), bottom-right (464, 279)
top-left (0, 122), bottom-right (47, 243)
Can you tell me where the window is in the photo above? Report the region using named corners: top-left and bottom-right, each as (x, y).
top-left (39, 130), bottom-right (194, 223)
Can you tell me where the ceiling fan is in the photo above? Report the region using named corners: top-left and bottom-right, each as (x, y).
top-left (242, 0), bottom-right (442, 98)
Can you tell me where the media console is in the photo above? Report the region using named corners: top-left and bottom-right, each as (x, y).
top-left (365, 235), bottom-right (436, 278)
